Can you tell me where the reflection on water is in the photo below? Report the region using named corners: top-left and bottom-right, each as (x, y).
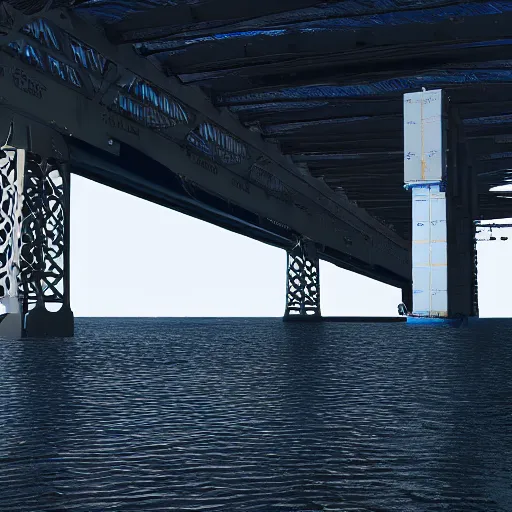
top-left (0, 318), bottom-right (511, 511)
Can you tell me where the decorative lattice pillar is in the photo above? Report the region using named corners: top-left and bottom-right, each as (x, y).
top-left (284, 239), bottom-right (321, 317)
top-left (0, 147), bottom-right (24, 318)
top-left (0, 148), bottom-right (73, 338)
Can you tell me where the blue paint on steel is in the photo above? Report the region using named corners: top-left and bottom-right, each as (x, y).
top-left (129, 1), bottom-right (512, 53)
top-left (48, 54), bottom-right (66, 80)
top-left (187, 122), bottom-right (248, 165)
top-left (228, 102), bottom-right (331, 113)
top-left (214, 30), bottom-right (287, 39)
top-left (298, 2), bottom-right (512, 29)
top-left (21, 42), bottom-right (45, 70)
top-left (295, 153), bottom-right (369, 161)
top-left (138, 29), bottom-right (291, 54)
top-left (123, 76), bottom-right (190, 123)
top-left (444, 38), bottom-right (512, 49)
top-left (69, 37), bottom-right (108, 76)
top-left (464, 114), bottom-right (512, 125)
top-left (219, 70), bottom-right (512, 104)
top-left (74, 1), bottom-right (183, 24)
top-left (75, 0), bottom-right (512, 27)
top-left (263, 116), bottom-right (371, 134)
top-left (256, 0), bottom-right (512, 26)
top-left (76, 0), bottom-right (512, 56)
top-left (481, 152), bottom-right (512, 160)
top-left (109, 73), bottom-right (191, 129)
top-left (22, 19), bottom-right (60, 51)
top-left (406, 316), bottom-right (463, 325)
top-left (8, 39), bottom-right (84, 88)
top-left (404, 181), bottom-right (443, 190)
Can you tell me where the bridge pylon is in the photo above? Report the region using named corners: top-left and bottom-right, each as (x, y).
top-left (284, 238), bottom-right (321, 319)
top-left (0, 146), bottom-right (74, 339)
top-left (404, 89), bottom-right (478, 319)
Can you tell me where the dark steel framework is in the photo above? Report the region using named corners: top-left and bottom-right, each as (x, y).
top-left (2, 0), bottom-right (511, 330)
top-left (0, 1), bottom-right (510, 238)
top-left (445, 110), bottom-right (480, 318)
top-left (0, 2), bottom-right (410, 294)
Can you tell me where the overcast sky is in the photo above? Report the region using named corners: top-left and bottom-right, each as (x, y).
top-left (70, 175), bottom-right (512, 318)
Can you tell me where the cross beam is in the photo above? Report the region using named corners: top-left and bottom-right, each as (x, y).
top-left (0, 5), bottom-right (410, 285)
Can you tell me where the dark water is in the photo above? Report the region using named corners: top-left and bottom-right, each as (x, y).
top-left (1, 318), bottom-right (511, 512)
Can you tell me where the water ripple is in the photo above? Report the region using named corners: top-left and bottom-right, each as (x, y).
top-left (0, 318), bottom-right (511, 511)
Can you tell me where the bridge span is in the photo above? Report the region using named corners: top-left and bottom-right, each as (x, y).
top-left (0, 0), bottom-right (510, 337)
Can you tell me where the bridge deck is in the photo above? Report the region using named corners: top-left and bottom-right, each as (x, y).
top-left (52, 0), bottom-right (512, 241)
top-left (3, 0), bottom-right (511, 286)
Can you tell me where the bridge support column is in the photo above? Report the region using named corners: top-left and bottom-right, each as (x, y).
top-left (284, 239), bottom-right (321, 318)
top-left (445, 109), bottom-right (479, 318)
top-left (404, 89), bottom-right (478, 318)
top-left (0, 148), bottom-right (74, 338)
top-left (401, 285), bottom-right (413, 313)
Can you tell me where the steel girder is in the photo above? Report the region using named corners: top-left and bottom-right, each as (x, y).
top-left (0, 4), bottom-right (410, 286)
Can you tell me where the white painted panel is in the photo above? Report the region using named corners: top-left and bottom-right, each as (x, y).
top-left (431, 241), bottom-right (447, 265)
top-left (412, 189), bottom-right (429, 219)
top-left (404, 89), bottom-right (444, 183)
top-left (431, 266), bottom-right (448, 314)
top-left (413, 267), bottom-right (430, 314)
top-left (411, 183), bottom-right (448, 317)
top-left (414, 222), bottom-right (430, 244)
top-left (431, 221), bottom-right (446, 242)
top-left (413, 242), bottom-right (429, 267)
top-left (430, 197), bottom-right (446, 222)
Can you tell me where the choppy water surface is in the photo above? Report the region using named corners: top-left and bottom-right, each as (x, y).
top-left (1, 318), bottom-right (511, 511)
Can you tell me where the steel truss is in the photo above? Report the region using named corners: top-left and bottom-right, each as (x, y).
top-left (0, 4), bottom-right (409, 288)
top-left (285, 239), bottom-right (321, 317)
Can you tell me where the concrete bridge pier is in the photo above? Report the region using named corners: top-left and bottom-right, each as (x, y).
top-left (284, 238), bottom-right (321, 318)
top-left (404, 89), bottom-right (478, 319)
top-left (0, 146), bottom-right (74, 339)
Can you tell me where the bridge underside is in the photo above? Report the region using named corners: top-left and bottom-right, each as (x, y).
top-left (1, 0), bottom-right (512, 334)
top-left (31, 0), bottom-right (512, 239)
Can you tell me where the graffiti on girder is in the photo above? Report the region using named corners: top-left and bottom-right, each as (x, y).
top-left (11, 67), bottom-right (46, 98)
